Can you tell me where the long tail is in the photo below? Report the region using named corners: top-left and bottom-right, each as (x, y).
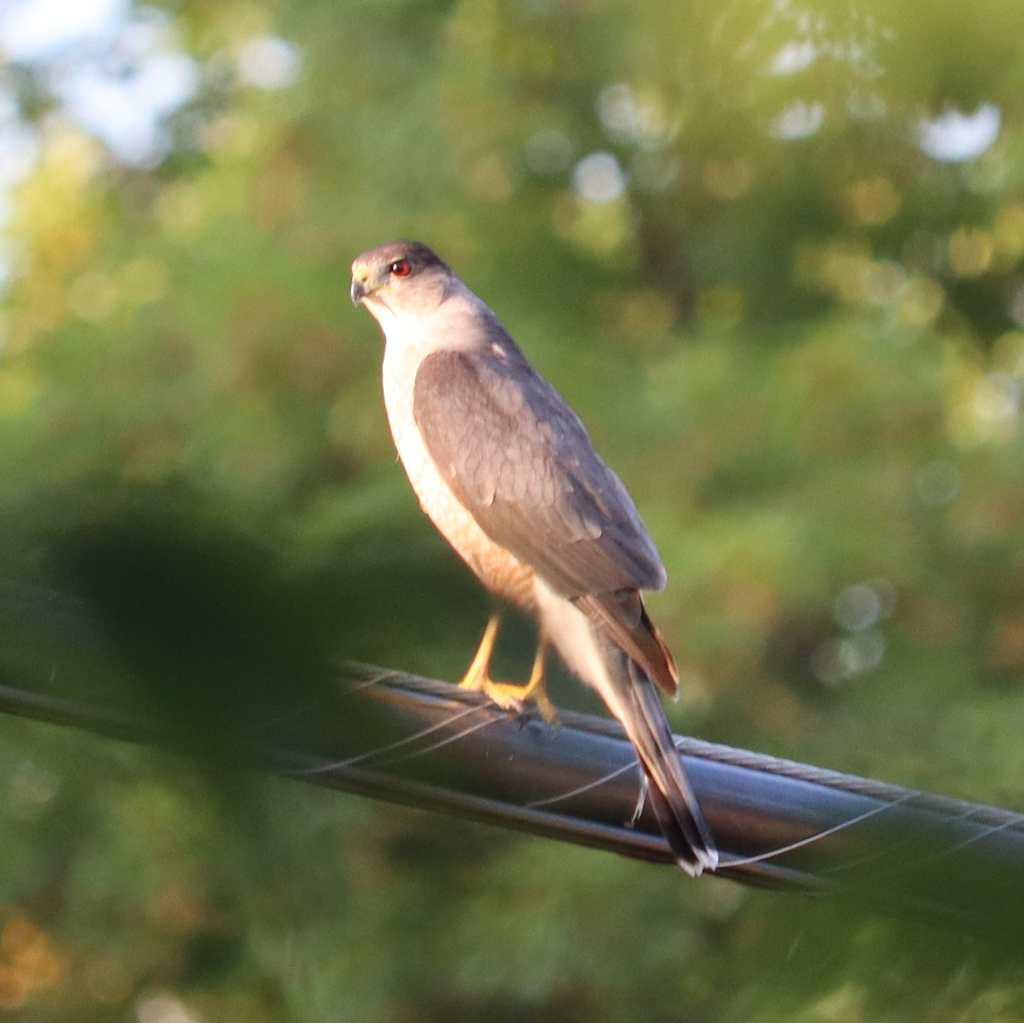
top-left (596, 637), bottom-right (718, 876)
top-left (533, 579), bottom-right (718, 875)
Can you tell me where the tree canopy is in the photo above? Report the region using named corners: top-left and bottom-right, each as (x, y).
top-left (0, 0), bottom-right (1023, 1019)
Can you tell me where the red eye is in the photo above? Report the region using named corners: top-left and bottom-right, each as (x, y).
top-left (388, 259), bottom-right (412, 277)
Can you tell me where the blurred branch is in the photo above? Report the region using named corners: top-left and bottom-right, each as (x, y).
top-left (1, 581), bottom-right (1023, 936)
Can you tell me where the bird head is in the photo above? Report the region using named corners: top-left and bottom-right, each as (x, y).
top-left (350, 241), bottom-right (453, 318)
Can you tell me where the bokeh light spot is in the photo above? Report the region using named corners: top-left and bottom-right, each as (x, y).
top-left (237, 35), bottom-right (303, 90)
top-left (203, 114), bottom-right (258, 161)
top-left (68, 269), bottom-right (119, 320)
top-left (598, 83), bottom-right (640, 144)
top-left (812, 631), bottom-right (886, 685)
top-left (860, 260), bottom-right (905, 307)
top-left (596, 83), bottom-right (670, 149)
top-left (834, 583), bottom-right (882, 631)
top-left (992, 331), bottom-right (1024, 375)
top-left (994, 203), bottom-right (1024, 260)
top-left (136, 992), bottom-right (202, 1023)
top-left (772, 100), bottom-right (825, 140)
top-left (0, 915), bottom-right (62, 1010)
top-left (949, 227), bottom-right (994, 277)
top-left (918, 104), bottom-right (1001, 163)
top-left (157, 181), bottom-right (209, 238)
top-left (0, 0), bottom-right (125, 60)
top-left (572, 151), bottom-right (626, 204)
top-left (896, 278), bottom-right (944, 327)
top-left (553, 193), bottom-right (631, 255)
top-left (916, 459), bottom-right (961, 506)
top-left (846, 176), bottom-right (901, 226)
top-left (770, 40), bottom-right (817, 76)
top-left (972, 372), bottom-right (1019, 433)
top-left (606, 290), bottom-right (676, 341)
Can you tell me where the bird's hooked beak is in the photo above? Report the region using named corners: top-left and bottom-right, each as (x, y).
top-left (350, 277), bottom-right (368, 305)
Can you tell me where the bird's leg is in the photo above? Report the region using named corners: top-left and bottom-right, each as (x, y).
top-left (520, 636), bottom-right (556, 724)
top-left (459, 614), bottom-right (503, 692)
top-left (459, 618), bottom-right (556, 723)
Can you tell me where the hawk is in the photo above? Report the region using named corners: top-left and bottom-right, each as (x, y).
top-left (351, 240), bottom-right (717, 876)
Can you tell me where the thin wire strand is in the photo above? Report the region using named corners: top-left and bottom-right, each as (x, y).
top-left (279, 702), bottom-right (491, 777)
top-left (721, 793), bottom-right (916, 870)
top-left (525, 761), bottom-right (637, 809)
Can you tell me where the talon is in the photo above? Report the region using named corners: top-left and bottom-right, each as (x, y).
top-left (458, 617), bottom-right (557, 723)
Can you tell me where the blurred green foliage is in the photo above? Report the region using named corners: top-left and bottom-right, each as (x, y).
top-left (1, 0), bottom-right (1024, 1018)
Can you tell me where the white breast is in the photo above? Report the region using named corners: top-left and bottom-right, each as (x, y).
top-left (380, 316), bottom-right (536, 611)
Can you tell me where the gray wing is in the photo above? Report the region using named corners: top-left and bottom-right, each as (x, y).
top-left (412, 345), bottom-right (666, 599)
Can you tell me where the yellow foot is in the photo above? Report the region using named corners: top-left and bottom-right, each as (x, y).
top-left (459, 616), bottom-right (557, 724)
top-left (469, 674), bottom-right (556, 724)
